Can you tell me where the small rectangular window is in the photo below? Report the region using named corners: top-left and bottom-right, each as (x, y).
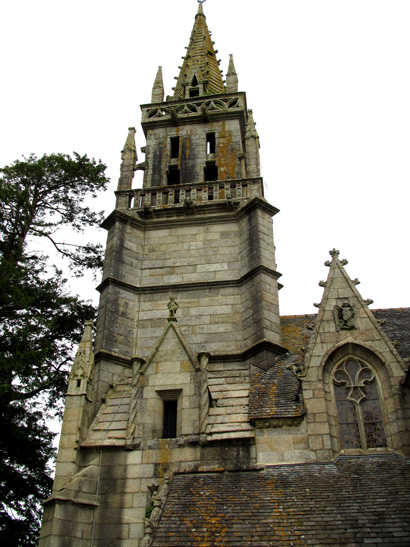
top-left (170, 137), bottom-right (180, 159)
top-left (162, 400), bottom-right (178, 439)
top-left (206, 133), bottom-right (216, 155)
top-left (189, 88), bottom-right (199, 98)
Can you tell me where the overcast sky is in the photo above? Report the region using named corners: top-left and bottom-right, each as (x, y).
top-left (1, 0), bottom-right (409, 315)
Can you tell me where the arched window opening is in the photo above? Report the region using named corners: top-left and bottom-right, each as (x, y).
top-left (189, 75), bottom-right (200, 97)
top-left (333, 357), bottom-right (386, 450)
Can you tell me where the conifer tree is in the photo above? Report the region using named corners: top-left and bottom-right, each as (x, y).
top-left (0, 153), bottom-right (109, 545)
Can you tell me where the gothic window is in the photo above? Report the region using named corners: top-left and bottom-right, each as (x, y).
top-left (333, 357), bottom-right (386, 450)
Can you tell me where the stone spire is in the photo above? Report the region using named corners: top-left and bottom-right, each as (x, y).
top-left (172, 2), bottom-right (225, 99)
top-left (226, 54), bottom-right (238, 93)
top-left (151, 66), bottom-right (164, 103)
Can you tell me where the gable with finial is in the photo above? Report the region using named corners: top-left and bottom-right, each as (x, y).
top-left (129, 299), bottom-right (203, 443)
top-left (303, 249), bottom-right (406, 379)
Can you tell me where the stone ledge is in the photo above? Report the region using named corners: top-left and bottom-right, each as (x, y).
top-left (96, 264), bottom-right (282, 295)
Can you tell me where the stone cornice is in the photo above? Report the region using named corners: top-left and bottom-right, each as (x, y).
top-left (101, 194), bottom-right (279, 231)
top-left (94, 349), bottom-right (132, 368)
top-left (208, 338), bottom-right (288, 364)
top-left (140, 92), bottom-right (247, 135)
top-left (96, 264), bottom-right (282, 295)
top-left (43, 495), bottom-right (98, 508)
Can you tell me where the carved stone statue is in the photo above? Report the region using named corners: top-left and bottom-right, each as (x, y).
top-left (167, 297), bottom-right (179, 321)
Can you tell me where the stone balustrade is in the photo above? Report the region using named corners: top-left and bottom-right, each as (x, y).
top-left (116, 178), bottom-right (264, 210)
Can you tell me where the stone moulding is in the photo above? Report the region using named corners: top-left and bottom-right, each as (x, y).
top-left (43, 496), bottom-right (98, 508)
top-left (96, 263), bottom-right (282, 296)
top-left (94, 349), bottom-right (133, 368)
top-left (140, 92), bottom-right (247, 133)
top-left (209, 338), bottom-right (288, 367)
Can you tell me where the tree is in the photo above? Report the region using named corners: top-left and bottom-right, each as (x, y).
top-left (0, 153), bottom-right (109, 545)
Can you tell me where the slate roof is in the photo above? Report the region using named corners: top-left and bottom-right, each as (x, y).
top-left (372, 308), bottom-right (410, 360)
top-left (279, 308), bottom-right (410, 363)
top-left (249, 363), bottom-right (305, 420)
top-left (82, 373), bottom-right (133, 447)
top-left (151, 455), bottom-right (410, 546)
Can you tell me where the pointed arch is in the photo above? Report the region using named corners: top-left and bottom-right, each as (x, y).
top-left (323, 343), bottom-right (389, 452)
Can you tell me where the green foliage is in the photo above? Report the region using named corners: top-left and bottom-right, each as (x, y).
top-left (0, 153), bottom-right (108, 545)
top-left (145, 505), bottom-right (154, 519)
top-left (0, 152), bottom-right (109, 274)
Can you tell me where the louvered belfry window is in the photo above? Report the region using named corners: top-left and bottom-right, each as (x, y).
top-left (333, 357), bottom-right (386, 449)
top-left (162, 400), bottom-right (178, 439)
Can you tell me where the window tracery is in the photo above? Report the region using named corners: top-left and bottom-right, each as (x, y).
top-left (333, 357), bottom-right (386, 450)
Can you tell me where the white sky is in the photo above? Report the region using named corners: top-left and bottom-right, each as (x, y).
top-left (1, 0), bottom-right (409, 316)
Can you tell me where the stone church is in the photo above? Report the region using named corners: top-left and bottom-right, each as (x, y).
top-left (39, 4), bottom-right (410, 546)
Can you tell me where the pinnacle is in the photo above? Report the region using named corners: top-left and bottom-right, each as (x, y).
top-left (123, 127), bottom-right (136, 153)
top-left (227, 54), bottom-right (237, 76)
top-left (152, 66), bottom-right (164, 103)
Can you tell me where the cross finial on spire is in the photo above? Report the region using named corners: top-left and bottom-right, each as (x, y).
top-left (197, 0), bottom-right (206, 15)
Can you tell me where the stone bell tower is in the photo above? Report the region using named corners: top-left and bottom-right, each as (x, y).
top-left (39, 3), bottom-right (287, 545)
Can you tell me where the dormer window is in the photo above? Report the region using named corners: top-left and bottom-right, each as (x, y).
top-left (189, 76), bottom-right (200, 97)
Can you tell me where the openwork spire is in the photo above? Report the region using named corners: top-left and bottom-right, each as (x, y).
top-left (172, 2), bottom-right (225, 99)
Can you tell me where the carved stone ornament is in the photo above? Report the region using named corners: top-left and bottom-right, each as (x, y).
top-left (253, 416), bottom-right (304, 429)
top-left (167, 297), bottom-right (179, 321)
top-left (333, 302), bottom-right (357, 331)
top-left (286, 362), bottom-right (306, 378)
